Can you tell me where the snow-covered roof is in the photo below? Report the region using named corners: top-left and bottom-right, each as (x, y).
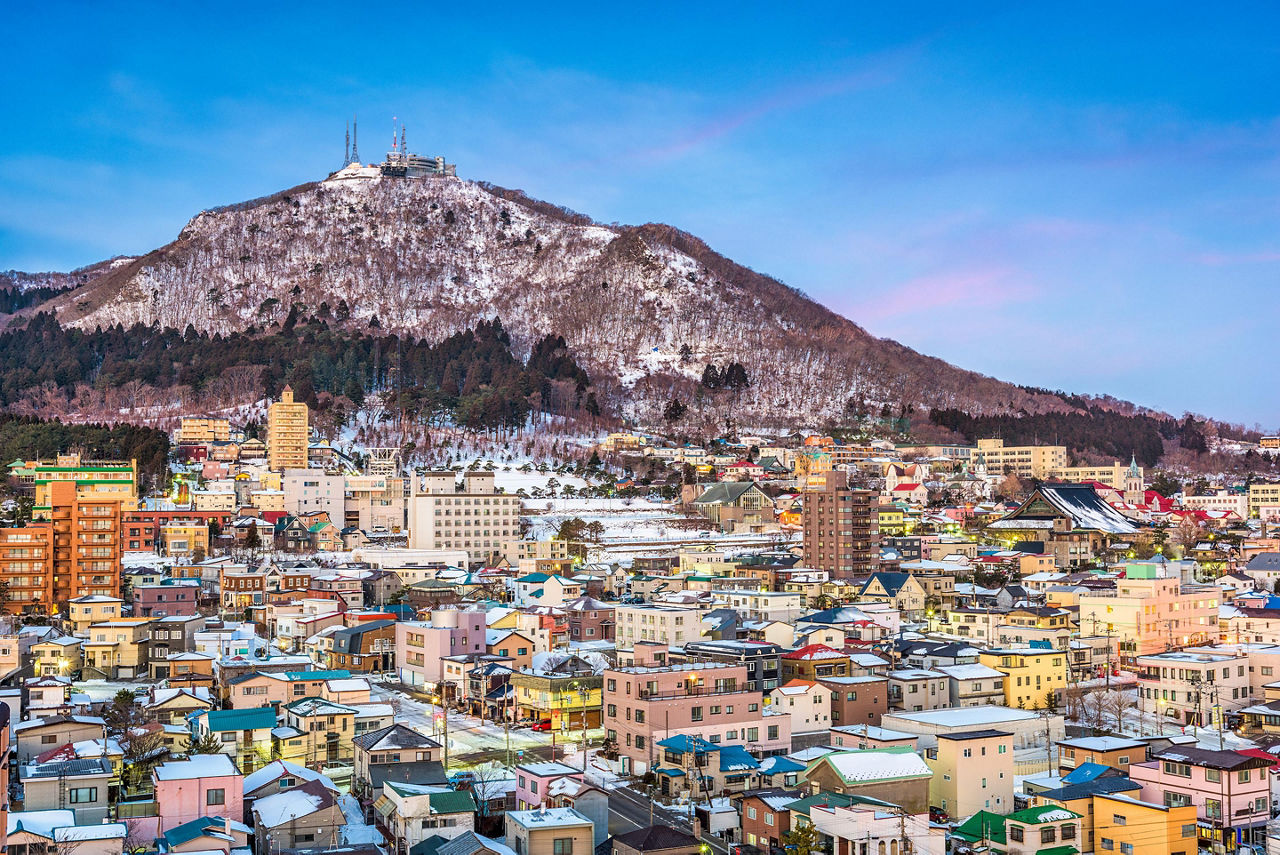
top-left (154, 754), bottom-right (238, 780)
top-left (816, 747), bottom-right (932, 782)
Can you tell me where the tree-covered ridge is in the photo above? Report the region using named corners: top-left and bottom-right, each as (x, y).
top-left (930, 406), bottom-right (1170, 467)
top-left (0, 414), bottom-right (170, 487)
top-left (0, 313), bottom-right (593, 433)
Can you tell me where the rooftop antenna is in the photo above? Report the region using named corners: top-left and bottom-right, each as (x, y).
top-left (344, 121), bottom-right (350, 166)
top-left (392, 116), bottom-right (398, 150)
top-left (401, 124), bottom-right (406, 157)
top-left (351, 114), bottom-right (360, 165)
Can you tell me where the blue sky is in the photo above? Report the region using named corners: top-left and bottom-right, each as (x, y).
top-left (3, 3), bottom-right (1279, 428)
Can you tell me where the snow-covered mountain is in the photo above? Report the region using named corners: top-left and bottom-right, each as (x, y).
top-left (32, 173), bottom-right (1074, 425)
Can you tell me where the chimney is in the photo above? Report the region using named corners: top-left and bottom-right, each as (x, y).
top-left (224, 816), bottom-right (231, 835)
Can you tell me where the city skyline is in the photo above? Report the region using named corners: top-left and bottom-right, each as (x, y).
top-left (3, 3), bottom-right (1278, 426)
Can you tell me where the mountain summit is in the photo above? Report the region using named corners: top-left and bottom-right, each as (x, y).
top-left (36, 172), bottom-right (1073, 425)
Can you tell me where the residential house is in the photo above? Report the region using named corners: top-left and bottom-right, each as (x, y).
top-left (352, 723), bottom-right (445, 800)
top-left (375, 782), bottom-right (477, 851)
top-left (800, 747), bottom-right (932, 813)
top-left (251, 779), bottom-right (345, 855)
top-left (19, 758), bottom-right (113, 823)
top-left (505, 808), bottom-right (594, 855)
top-left (188, 707), bottom-right (276, 773)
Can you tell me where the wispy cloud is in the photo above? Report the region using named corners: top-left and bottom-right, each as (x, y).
top-left (845, 266), bottom-right (1037, 324)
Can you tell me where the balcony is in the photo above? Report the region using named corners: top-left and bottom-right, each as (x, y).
top-left (636, 686), bottom-right (753, 701)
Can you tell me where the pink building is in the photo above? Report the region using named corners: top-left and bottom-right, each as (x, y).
top-left (514, 761), bottom-right (582, 810)
top-left (603, 648), bottom-right (791, 776)
top-left (153, 754), bottom-right (245, 835)
top-left (133, 582), bottom-right (202, 617)
top-left (395, 607), bottom-right (488, 689)
top-left (1129, 746), bottom-right (1271, 849)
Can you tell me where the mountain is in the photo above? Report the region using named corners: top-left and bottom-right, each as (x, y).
top-left (26, 172), bottom-right (1105, 427)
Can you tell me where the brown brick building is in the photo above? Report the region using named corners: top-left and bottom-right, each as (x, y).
top-left (801, 470), bottom-right (879, 578)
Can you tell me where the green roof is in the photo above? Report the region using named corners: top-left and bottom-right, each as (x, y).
top-left (785, 792), bottom-right (892, 818)
top-left (953, 811), bottom-right (1008, 847)
top-left (202, 707), bottom-right (276, 731)
top-left (427, 790), bottom-right (477, 814)
top-left (1036, 848), bottom-right (1079, 855)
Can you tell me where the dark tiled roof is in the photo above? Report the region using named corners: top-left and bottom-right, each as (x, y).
top-left (613, 826), bottom-right (700, 852)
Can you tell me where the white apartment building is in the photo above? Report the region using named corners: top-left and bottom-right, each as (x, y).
top-left (282, 469), bottom-right (345, 521)
top-left (1135, 649), bottom-right (1250, 727)
top-left (407, 471), bottom-right (521, 560)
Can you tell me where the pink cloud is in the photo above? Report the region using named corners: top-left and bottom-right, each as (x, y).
top-left (846, 267), bottom-right (1038, 324)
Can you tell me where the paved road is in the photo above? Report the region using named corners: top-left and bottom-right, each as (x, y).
top-left (607, 786), bottom-right (730, 854)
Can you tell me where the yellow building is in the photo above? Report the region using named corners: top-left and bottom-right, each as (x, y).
top-left (1050, 460), bottom-right (1143, 491)
top-left (1249, 482), bottom-right (1280, 518)
top-left (31, 636), bottom-right (82, 676)
top-left (266, 386), bottom-right (310, 471)
top-left (13, 454), bottom-right (138, 513)
top-left (67, 595), bottom-right (125, 637)
top-left (160, 521), bottom-right (210, 558)
top-left (878, 507), bottom-right (907, 536)
top-left (973, 439), bottom-right (1068, 479)
top-left (82, 618), bottom-right (153, 678)
top-left (177, 417), bottom-right (231, 444)
top-left (1093, 792), bottom-right (1197, 855)
top-left (978, 647), bottom-right (1068, 709)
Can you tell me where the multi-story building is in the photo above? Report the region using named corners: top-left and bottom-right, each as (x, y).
top-left (0, 481), bottom-right (123, 612)
top-left (801, 470), bottom-right (879, 578)
top-left (1135, 649), bottom-right (1251, 726)
top-left (1077, 568), bottom-right (1218, 664)
top-left (283, 469), bottom-right (345, 521)
top-left (971, 439), bottom-right (1067, 480)
top-left (123, 509), bottom-right (231, 552)
top-left (1048, 459), bottom-right (1144, 492)
top-left (1248, 482), bottom-right (1280, 518)
top-left (977, 648), bottom-right (1069, 710)
top-left (564, 596), bottom-right (615, 643)
top-left (924, 729), bottom-right (1015, 819)
top-left (176, 417), bottom-right (232, 445)
top-left (602, 651), bottom-right (790, 776)
top-left (343, 475), bottom-right (407, 531)
top-left (614, 604), bottom-right (700, 648)
top-left (394, 607), bottom-right (488, 689)
top-left (11, 453), bottom-right (138, 513)
top-left (1092, 792), bottom-right (1198, 855)
top-left (672, 640), bottom-right (783, 691)
top-left (160, 521), bottom-right (210, 558)
top-left (1129, 746), bottom-right (1272, 852)
top-left (266, 386), bottom-right (310, 472)
top-left (407, 471), bottom-right (521, 561)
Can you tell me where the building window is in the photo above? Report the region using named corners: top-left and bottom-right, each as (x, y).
top-left (553, 839), bottom-right (573, 855)
top-left (1009, 827), bottom-right (1024, 843)
top-left (207, 789), bottom-right (225, 805)
top-left (69, 787), bottom-right (98, 803)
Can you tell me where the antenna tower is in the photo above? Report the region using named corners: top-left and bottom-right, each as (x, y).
top-left (350, 114), bottom-right (360, 165)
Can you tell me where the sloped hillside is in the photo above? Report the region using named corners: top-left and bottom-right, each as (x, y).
top-left (37, 174), bottom-right (1075, 425)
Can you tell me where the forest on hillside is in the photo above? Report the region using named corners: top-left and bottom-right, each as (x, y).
top-left (929, 406), bottom-right (1182, 466)
top-left (0, 414), bottom-right (170, 486)
top-left (0, 313), bottom-right (594, 435)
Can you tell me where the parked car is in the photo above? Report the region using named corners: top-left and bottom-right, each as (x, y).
top-left (532, 720), bottom-right (552, 732)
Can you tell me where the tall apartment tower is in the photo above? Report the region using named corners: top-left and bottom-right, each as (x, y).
top-left (267, 385), bottom-right (310, 472)
top-left (801, 469), bottom-right (879, 578)
top-left (0, 480), bottom-right (122, 613)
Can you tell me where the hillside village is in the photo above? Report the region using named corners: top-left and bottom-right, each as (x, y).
top-left (2, 390), bottom-right (1280, 855)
